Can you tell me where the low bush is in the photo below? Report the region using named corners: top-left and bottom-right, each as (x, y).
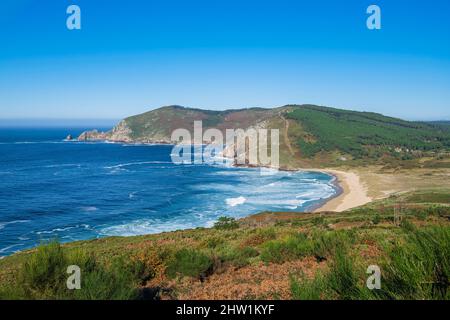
top-left (372, 214), bottom-right (381, 225)
top-left (290, 273), bottom-right (326, 300)
top-left (166, 248), bottom-right (213, 279)
top-left (260, 233), bottom-right (313, 263)
top-left (310, 229), bottom-right (356, 259)
top-left (0, 241), bottom-right (139, 300)
top-left (241, 228), bottom-right (276, 247)
top-left (220, 246), bottom-right (259, 268)
top-left (326, 248), bottom-right (363, 300)
top-left (379, 226), bottom-right (449, 299)
top-left (214, 216), bottom-right (239, 230)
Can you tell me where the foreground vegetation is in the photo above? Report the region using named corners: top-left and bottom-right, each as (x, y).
top-left (0, 190), bottom-right (449, 300)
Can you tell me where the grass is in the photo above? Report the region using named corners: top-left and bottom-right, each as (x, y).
top-left (0, 190), bottom-right (449, 300)
top-left (378, 226), bottom-right (450, 299)
top-left (290, 272), bottom-right (326, 300)
top-left (0, 241), bottom-right (138, 300)
top-left (260, 233), bottom-right (313, 263)
top-left (290, 225), bottom-right (450, 300)
top-left (405, 191), bottom-right (450, 204)
top-left (166, 248), bottom-right (213, 279)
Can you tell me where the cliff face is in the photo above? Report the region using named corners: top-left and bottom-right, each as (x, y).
top-left (77, 129), bottom-right (110, 141)
top-left (77, 120), bottom-right (132, 142)
top-left (108, 120), bottom-right (133, 142)
top-left (77, 105), bottom-right (283, 144)
top-left (77, 104), bottom-right (450, 168)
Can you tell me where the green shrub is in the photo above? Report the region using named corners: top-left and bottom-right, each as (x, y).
top-left (310, 230), bottom-right (356, 259)
top-left (242, 228), bottom-right (276, 247)
top-left (2, 241), bottom-right (139, 300)
top-left (311, 216), bottom-right (325, 226)
top-left (312, 216), bottom-right (325, 226)
top-left (73, 257), bottom-right (138, 300)
top-left (166, 248), bottom-right (213, 279)
top-left (416, 210), bottom-right (428, 221)
top-left (203, 235), bottom-right (225, 249)
top-left (260, 233), bottom-right (313, 263)
top-left (221, 246), bottom-right (259, 268)
top-left (214, 216), bottom-right (239, 230)
top-left (326, 248), bottom-right (362, 300)
top-left (372, 214), bottom-right (381, 225)
top-left (400, 219), bottom-right (416, 232)
top-left (19, 241), bottom-right (68, 297)
top-left (290, 273), bottom-right (326, 300)
top-left (380, 226), bottom-right (450, 299)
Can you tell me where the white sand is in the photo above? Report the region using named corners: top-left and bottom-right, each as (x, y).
top-left (314, 169), bottom-right (372, 212)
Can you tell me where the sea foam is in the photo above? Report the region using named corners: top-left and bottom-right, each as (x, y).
top-left (226, 196), bottom-right (247, 207)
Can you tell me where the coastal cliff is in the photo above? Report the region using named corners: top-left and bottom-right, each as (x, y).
top-left (78, 120), bottom-right (135, 142)
top-left (77, 104), bottom-right (450, 168)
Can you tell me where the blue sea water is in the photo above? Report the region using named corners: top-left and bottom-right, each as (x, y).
top-left (0, 128), bottom-right (337, 257)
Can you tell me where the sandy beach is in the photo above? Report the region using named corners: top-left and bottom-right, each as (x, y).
top-left (313, 169), bottom-right (372, 212)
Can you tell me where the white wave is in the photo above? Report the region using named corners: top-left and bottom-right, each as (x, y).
top-left (100, 219), bottom-right (193, 237)
top-left (11, 141), bottom-right (68, 145)
top-left (104, 161), bottom-right (171, 169)
top-left (247, 198), bottom-right (307, 207)
top-left (129, 192), bottom-right (138, 199)
top-left (35, 224), bottom-right (91, 235)
top-left (36, 226), bottom-right (76, 234)
top-left (105, 167), bottom-right (128, 174)
top-left (226, 196), bottom-right (247, 207)
top-left (193, 183), bottom-right (237, 192)
top-left (44, 163), bottom-right (80, 168)
top-left (259, 167), bottom-right (281, 176)
top-left (212, 170), bottom-right (255, 176)
top-left (80, 206), bottom-right (98, 212)
top-left (122, 143), bottom-right (169, 147)
top-left (0, 220), bottom-right (30, 230)
top-left (0, 244), bottom-right (22, 254)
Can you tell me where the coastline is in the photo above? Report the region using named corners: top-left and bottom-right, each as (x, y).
top-left (229, 162), bottom-right (370, 213)
top-left (311, 169), bottom-right (372, 212)
top-left (6, 138), bottom-right (448, 259)
top-left (73, 139), bottom-right (372, 213)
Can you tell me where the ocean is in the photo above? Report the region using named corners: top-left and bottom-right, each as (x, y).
top-left (0, 128), bottom-right (337, 257)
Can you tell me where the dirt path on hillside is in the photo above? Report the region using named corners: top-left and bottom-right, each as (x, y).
top-left (280, 115), bottom-right (295, 156)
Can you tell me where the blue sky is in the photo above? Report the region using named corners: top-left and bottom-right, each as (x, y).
top-left (0, 0), bottom-right (449, 121)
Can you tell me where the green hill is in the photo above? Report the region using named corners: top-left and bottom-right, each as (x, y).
top-left (284, 105), bottom-right (450, 159)
top-left (78, 104), bottom-right (450, 167)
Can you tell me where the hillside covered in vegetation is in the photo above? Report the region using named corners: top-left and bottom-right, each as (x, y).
top-left (285, 105), bottom-right (450, 159)
top-left (1, 190), bottom-right (449, 300)
top-left (78, 105), bottom-right (450, 168)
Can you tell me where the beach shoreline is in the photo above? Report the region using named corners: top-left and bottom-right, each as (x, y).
top-left (311, 169), bottom-right (372, 212)
top-left (232, 163), bottom-right (373, 213)
top-left (72, 139), bottom-right (371, 213)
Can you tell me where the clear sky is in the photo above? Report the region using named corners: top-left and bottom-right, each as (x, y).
top-left (0, 0), bottom-right (449, 122)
